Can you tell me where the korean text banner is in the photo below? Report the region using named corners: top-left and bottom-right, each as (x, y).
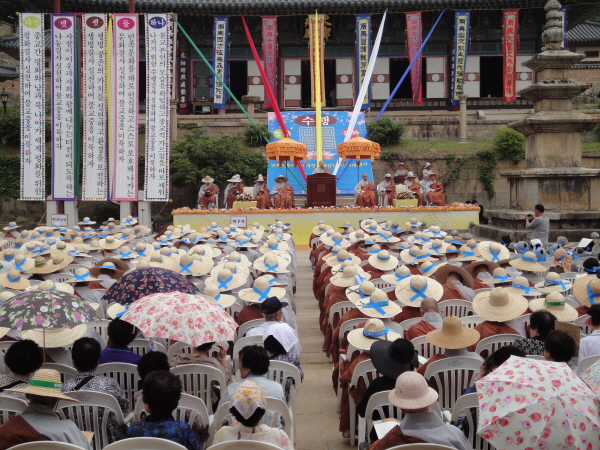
top-left (502, 9), bottom-right (519, 103)
top-left (262, 17), bottom-right (277, 109)
top-left (309, 15), bottom-right (326, 108)
top-left (267, 111), bottom-right (372, 195)
top-left (212, 16), bottom-right (229, 109)
top-left (111, 14), bottom-right (139, 201)
top-left (51, 14), bottom-right (78, 200)
top-left (355, 14), bottom-right (371, 108)
top-left (144, 14), bottom-right (172, 202)
top-left (451, 10), bottom-right (470, 106)
top-left (82, 14), bottom-right (108, 201)
top-left (20, 13), bottom-right (46, 201)
top-left (406, 12), bottom-right (423, 105)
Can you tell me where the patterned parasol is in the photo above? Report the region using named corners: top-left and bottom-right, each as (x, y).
top-left (265, 138), bottom-right (307, 167)
top-left (337, 137), bottom-right (380, 165)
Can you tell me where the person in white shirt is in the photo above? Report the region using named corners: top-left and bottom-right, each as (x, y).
top-left (579, 305), bottom-right (600, 360)
top-left (246, 297), bottom-right (302, 355)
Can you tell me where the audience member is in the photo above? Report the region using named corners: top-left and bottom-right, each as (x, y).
top-left (579, 304), bottom-right (600, 360)
top-left (100, 318), bottom-right (141, 365)
top-left (544, 330), bottom-right (578, 373)
top-left (0, 340), bottom-right (42, 402)
top-left (135, 351), bottom-right (171, 403)
top-left (263, 322), bottom-right (304, 402)
top-left (436, 266), bottom-right (475, 301)
top-left (403, 297), bottom-right (442, 340)
top-left (247, 297), bottom-right (302, 355)
top-left (513, 310), bottom-right (556, 356)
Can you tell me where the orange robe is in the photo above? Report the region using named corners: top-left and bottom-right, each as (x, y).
top-left (360, 264), bottom-right (386, 280)
top-left (473, 278), bottom-right (490, 290)
top-left (426, 181), bottom-right (445, 206)
top-left (273, 183), bottom-right (295, 209)
top-left (356, 182), bottom-right (377, 207)
top-left (393, 306), bottom-right (423, 324)
top-left (338, 352), bottom-right (371, 433)
top-left (329, 309), bottom-right (369, 363)
top-left (441, 283), bottom-right (467, 301)
top-left (226, 182), bottom-right (245, 209)
top-left (406, 180), bottom-right (423, 206)
top-left (254, 184), bottom-right (272, 210)
top-left (236, 304), bottom-right (263, 326)
top-left (404, 320), bottom-right (437, 341)
top-left (467, 321), bottom-right (521, 352)
top-left (0, 415), bottom-right (52, 450)
top-left (198, 184), bottom-right (218, 209)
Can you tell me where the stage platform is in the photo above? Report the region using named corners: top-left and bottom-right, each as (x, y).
top-left (172, 205), bottom-right (480, 249)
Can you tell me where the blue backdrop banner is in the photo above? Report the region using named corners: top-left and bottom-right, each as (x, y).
top-left (267, 111), bottom-right (373, 195)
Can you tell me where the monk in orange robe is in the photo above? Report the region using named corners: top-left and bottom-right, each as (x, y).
top-left (339, 351), bottom-right (371, 433)
top-left (393, 306), bottom-right (423, 324)
top-left (224, 175), bottom-right (245, 209)
top-left (467, 321), bottom-right (523, 352)
top-left (197, 176), bottom-right (219, 209)
top-left (273, 175), bottom-right (295, 209)
top-left (354, 174), bottom-right (377, 207)
top-left (404, 172), bottom-right (423, 206)
top-left (403, 298), bottom-right (442, 341)
top-left (253, 175), bottom-right (272, 209)
top-left (426, 173), bottom-right (445, 206)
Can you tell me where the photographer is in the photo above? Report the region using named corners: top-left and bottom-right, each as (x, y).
top-left (525, 204), bottom-right (550, 249)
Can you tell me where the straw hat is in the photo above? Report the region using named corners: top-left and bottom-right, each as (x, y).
top-left (423, 239), bottom-right (448, 256)
top-left (253, 253), bottom-right (290, 274)
top-left (202, 176), bottom-right (214, 183)
top-left (405, 217), bottom-right (422, 228)
top-left (320, 232), bottom-right (350, 249)
top-left (12, 254), bottom-right (35, 272)
top-left (479, 241), bottom-right (510, 263)
top-left (454, 244), bottom-right (483, 262)
top-left (93, 258), bottom-right (129, 273)
top-left (106, 302), bottom-right (129, 319)
top-left (21, 324), bottom-right (87, 349)
top-left (238, 277), bottom-right (286, 303)
top-left (34, 280), bottom-right (74, 295)
top-left (504, 276), bottom-right (543, 297)
top-left (529, 292), bottom-right (578, 322)
top-left (63, 268), bottom-right (102, 284)
top-left (400, 246), bottom-right (435, 264)
top-left (464, 261), bottom-right (500, 281)
top-left (71, 237), bottom-right (91, 252)
top-left (312, 222), bottom-right (328, 236)
top-left (353, 290), bottom-right (402, 319)
top-left (472, 287), bottom-right (528, 322)
top-left (574, 277), bottom-right (600, 307)
top-left (78, 217), bottom-right (96, 225)
top-left (271, 229), bottom-right (293, 242)
top-left (434, 265), bottom-right (475, 289)
top-left (210, 261), bottom-right (250, 280)
top-left (205, 269), bottom-right (247, 292)
top-left (375, 231), bottom-right (400, 244)
top-left (148, 253), bottom-right (176, 271)
top-left (3, 222), bottom-right (20, 231)
top-left (509, 251), bottom-right (546, 272)
top-left (419, 261), bottom-right (446, 278)
top-left (331, 265), bottom-right (371, 287)
top-left (395, 275), bottom-right (443, 307)
top-left (325, 250), bottom-right (361, 268)
top-left (173, 254), bottom-right (209, 277)
top-left (426, 316), bottom-right (480, 349)
top-left (423, 226), bottom-right (446, 238)
top-left (98, 236), bottom-right (125, 250)
top-left (0, 269), bottom-right (30, 290)
top-left (202, 284), bottom-right (237, 308)
top-left (274, 175), bottom-right (289, 183)
top-left (534, 272), bottom-right (573, 294)
top-left (7, 369), bottom-right (80, 401)
top-left (220, 251), bottom-right (251, 268)
top-left (233, 235), bottom-right (258, 248)
top-left (121, 215), bottom-right (138, 226)
top-left (259, 238), bottom-right (289, 255)
top-left (89, 262), bottom-right (126, 280)
top-left (388, 371), bottom-right (438, 410)
top-left (483, 267), bottom-right (514, 285)
top-left (0, 291), bottom-right (16, 302)
top-left (368, 250), bottom-right (399, 272)
top-left (189, 245), bottom-right (222, 259)
top-left (381, 266), bottom-right (412, 285)
top-left (347, 318), bottom-right (402, 351)
top-left (346, 281), bottom-right (377, 304)
top-left (0, 248), bottom-right (16, 262)
top-left (27, 254), bottom-right (74, 274)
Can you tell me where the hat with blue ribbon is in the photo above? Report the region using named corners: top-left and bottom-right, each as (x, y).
top-left (347, 318), bottom-right (402, 351)
top-left (420, 261), bottom-right (446, 278)
top-left (472, 287), bottom-right (528, 322)
top-left (203, 283), bottom-right (237, 308)
top-left (207, 268), bottom-right (247, 292)
top-left (3, 221), bottom-right (21, 231)
top-left (331, 264), bottom-right (371, 287)
top-left (400, 246), bottom-right (435, 265)
top-left (482, 267), bottom-right (514, 285)
top-left (238, 277), bottom-right (286, 303)
top-left (529, 292), bottom-right (578, 322)
top-left (253, 253), bottom-right (290, 274)
top-left (0, 269), bottom-right (30, 290)
top-left (423, 226), bottom-right (447, 238)
top-left (346, 280), bottom-right (376, 304)
top-left (259, 237), bottom-right (290, 255)
top-left (395, 275), bottom-right (443, 307)
top-left (63, 267), bottom-right (101, 284)
top-left (368, 250), bottom-right (399, 271)
top-left (509, 251), bottom-right (546, 273)
top-left (505, 276), bottom-right (543, 297)
top-left (534, 272), bottom-right (573, 294)
top-left (573, 277), bottom-right (600, 308)
top-left (405, 217), bottom-right (422, 228)
top-left (354, 290), bottom-right (402, 318)
top-left (479, 241), bottom-right (510, 263)
top-left (382, 265), bottom-right (412, 285)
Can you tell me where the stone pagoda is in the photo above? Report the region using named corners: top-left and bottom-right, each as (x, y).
top-left (478, 0), bottom-right (600, 241)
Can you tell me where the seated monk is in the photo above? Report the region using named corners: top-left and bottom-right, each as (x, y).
top-left (404, 172), bottom-right (423, 206)
top-left (393, 275), bottom-right (441, 324)
top-left (272, 175), bottom-right (295, 209)
top-left (464, 261), bottom-right (500, 290)
top-left (436, 266), bottom-right (476, 301)
top-left (377, 174), bottom-right (395, 207)
top-left (224, 174), bottom-right (244, 209)
top-left (425, 173), bottom-right (445, 206)
top-left (394, 162), bottom-right (408, 185)
top-left (404, 298), bottom-right (443, 341)
top-left (354, 174), bottom-right (377, 207)
top-left (253, 174), bottom-right (272, 209)
top-left (197, 176), bottom-right (219, 209)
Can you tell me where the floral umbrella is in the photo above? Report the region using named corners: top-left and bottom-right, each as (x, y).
top-left (102, 267), bottom-right (199, 305)
top-left (477, 356), bottom-right (600, 450)
top-left (580, 360), bottom-right (600, 396)
top-left (120, 292), bottom-right (237, 347)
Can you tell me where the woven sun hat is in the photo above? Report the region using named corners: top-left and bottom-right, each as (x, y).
top-left (2, 221), bottom-right (20, 232)
top-left (259, 238), bottom-right (289, 255)
top-left (426, 316), bottom-right (480, 349)
top-left (353, 290), bottom-right (402, 319)
top-left (220, 251), bottom-right (251, 268)
top-left (331, 265), bottom-right (371, 287)
top-left (121, 215), bottom-right (138, 226)
top-left (472, 287), bottom-right (528, 322)
top-left (0, 248), bottom-right (16, 263)
top-left (483, 267), bottom-right (514, 285)
top-left (253, 253), bottom-right (290, 274)
top-left (348, 229), bottom-right (367, 243)
top-left (35, 280), bottom-right (75, 295)
top-left (346, 281), bottom-right (377, 304)
top-left (71, 237), bottom-right (91, 252)
top-left (320, 232), bottom-right (350, 249)
top-left (176, 254), bottom-right (212, 277)
top-left (201, 176), bottom-right (214, 183)
top-left (11, 254), bottom-right (35, 272)
top-left (529, 292), bottom-right (578, 322)
top-left (422, 239), bottom-right (448, 256)
top-left (464, 261), bottom-right (500, 280)
top-left (27, 254), bottom-right (74, 274)
top-left (325, 249), bottom-right (361, 268)
top-left (205, 268), bottom-right (247, 292)
top-left (368, 250), bottom-right (399, 272)
top-left (22, 324), bottom-right (88, 349)
top-left (63, 268), bottom-right (101, 284)
top-left (189, 245), bottom-right (222, 259)
top-left (423, 225), bottom-right (447, 238)
top-left (504, 276), bottom-right (543, 297)
top-left (201, 283), bottom-right (237, 308)
top-left (479, 241), bottom-right (510, 263)
top-left (0, 269), bottom-right (30, 290)
top-left (269, 220), bottom-right (290, 231)
top-left (270, 229), bottom-right (293, 242)
top-left (509, 251), bottom-right (546, 272)
top-left (238, 277), bottom-right (286, 304)
top-left (210, 261), bottom-right (250, 280)
top-left (374, 231), bottom-right (401, 245)
top-left (573, 277), bottom-right (600, 308)
top-left (330, 259), bottom-right (368, 277)
top-left (419, 261), bottom-right (446, 278)
top-left (274, 175), bottom-right (288, 183)
top-left (312, 222), bottom-right (328, 236)
top-left (396, 275), bottom-right (443, 307)
top-left (381, 265), bottom-right (412, 285)
top-left (347, 318), bottom-right (402, 351)
top-left (227, 174), bottom-right (243, 183)
top-left (454, 243), bottom-right (483, 262)
top-left (388, 371), bottom-right (438, 410)
top-left (21, 241), bottom-right (44, 257)
top-left (534, 272), bottom-right (573, 294)
top-left (405, 217), bottom-right (422, 229)
top-left (77, 217), bottom-right (96, 226)
top-left (7, 369), bottom-right (79, 401)
top-left (400, 246), bottom-right (435, 264)
top-left (233, 235), bottom-right (258, 249)
top-left (433, 265), bottom-right (473, 290)
top-left (99, 236), bottom-right (125, 250)
top-left (365, 221), bottom-right (384, 236)
top-left (148, 253), bottom-right (176, 271)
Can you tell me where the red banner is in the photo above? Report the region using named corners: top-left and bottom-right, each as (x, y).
top-left (406, 12), bottom-right (423, 105)
top-left (503, 9), bottom-right (518, 102)
top-left (262, 16), bottom-right (277, 109)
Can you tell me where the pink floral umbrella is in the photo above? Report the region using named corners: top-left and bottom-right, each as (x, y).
top-left (477, 356), bottom-right (600, 450)
top-left (120, 292), bottom-right (237, 347)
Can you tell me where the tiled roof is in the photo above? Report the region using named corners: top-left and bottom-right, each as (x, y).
top-left (0, 30), bottom-right (51, 50)
top-left (567, 21), bottom-right (600, 43)
top-left (0, 66), bottom-right (18, 78)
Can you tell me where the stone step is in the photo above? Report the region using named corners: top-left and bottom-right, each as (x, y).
top-left (474, 223), bottom-right (597, 243)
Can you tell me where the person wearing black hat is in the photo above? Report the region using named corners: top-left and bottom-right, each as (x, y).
top-left (246, 297), bottom-right (301, 355)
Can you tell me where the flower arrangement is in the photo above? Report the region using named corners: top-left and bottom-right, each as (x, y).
top-left (396, 191), bottom-right (415, 200)
top-left (237, 193), bottom-right (255, 201)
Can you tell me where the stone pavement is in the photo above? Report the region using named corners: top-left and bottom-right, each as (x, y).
top-left (294, 249), bottom-right (349, 450)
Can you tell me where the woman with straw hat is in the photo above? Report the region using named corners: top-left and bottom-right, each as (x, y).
top-left (382, 265), bottom-right (412, 285)
top-left (224, 174), bottom-right (245, 209)
top-left (198, 175), bottom-right (219, 210)
top-left (26, 254), bottom-right (74, 275)
top-left (11, 254), bottom-right (34, 273)
top-left (272, 175), bottom-right (295, 209)
top-left (0, 270), bottom-right (30, 291)
top-left (367, 250), bottom-right (399, 274)
top-left (478, 241), bottom-right (510, 263)
top-left (395, 275), bottom-right (443, 308)
top-left (529, 292), bottom-right (578, 322)
top-left (434, 265), bottom-right (475, 301)
top-left (205, 268), bottom-right (247, 293)
top-left (573, 277), bottom-right (600, 314)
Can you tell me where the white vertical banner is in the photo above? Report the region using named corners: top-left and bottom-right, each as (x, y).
top-left (20, 13), bottom-right (46, 201)
top-left (82, 14), bottom-right (108, 201)
top-left (144, 14), bottom-right (172, 202)
top-left (111, 14), bottom-right (138, 201)
top-left (51, 14), bottom-right (77, 200)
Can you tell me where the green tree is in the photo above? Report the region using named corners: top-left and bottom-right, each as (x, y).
top-left (493, 128), bottom-right (525, 163)
top-left (366, 117), bottom-right (405, 146)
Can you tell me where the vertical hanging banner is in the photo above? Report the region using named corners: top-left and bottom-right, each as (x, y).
top-left (20, 13), bottom-right (46, 201)
top-left (262, 16), bottom-right (277, 109)
top-left (82, 14), bottom-right (108, 201)
top-left (559, 6), bottom-right (567, 49)
top-left (406, 12), bottom-right (423, 105)
top-left (355, 14), bottom-right (371, 108)
top-left (309, 14), bottom-right (326, 108)
top-left (451, 10), bottom-right (470, 105)
top-left (144, 14), bottom-right (172, 202)
top-left (178, 48), bottom-right (188, 104)
top-left (111, 14), bottom-right (138, 201)
top-left (502, 9), bottom-right (518, 103)
top-left (212, 16), bottom-right (229, 109)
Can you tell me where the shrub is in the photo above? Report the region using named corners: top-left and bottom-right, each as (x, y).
top-left (32, 215), bottom-right (42, 223)
top-left (16, 216), bottom-right (28, 223)
top-left (2, 214), bottom-right (15, 222)
top-left (366, 118), bottom-right (405, 147)
top-left (179, 123), bottom-right (199, 129)
top-left (244, 124), bottom-right (272, 147)
top-left (0, 110), bottom-right (20, 146)
top-left (91, 201), bottom-right (120, 223)
top-left (494, 128), bottom-right (525, 163)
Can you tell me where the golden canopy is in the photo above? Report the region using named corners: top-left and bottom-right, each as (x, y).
top-left (265, 138), bottom-right (307, 167)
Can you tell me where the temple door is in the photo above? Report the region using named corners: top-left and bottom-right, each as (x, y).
top-left (335, 58), bottom-right (354, 107)
top-left (425, 56), bottom-right (445, 98)
top-left (463, 55), bottom-right (480, 98)
top-left (371, 57), bottom-right (390, 100)
top-left (247, 60), bottom-right (264, 101)
top-left (283, 59), bottom-right (302, 108)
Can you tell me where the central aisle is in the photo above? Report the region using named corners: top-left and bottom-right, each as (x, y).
top-left (294, 249), bottom-right (349, 450)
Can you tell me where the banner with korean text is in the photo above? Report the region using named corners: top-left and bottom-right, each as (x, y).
top-left (111, 14), bottom-right (138, 201)
top-left (262, 17), bottom-right (277, 109)
top-left (355, 14), bottom-right (371, 108)
top-left (82, 14), bottom-right (108, 201)
top-left (212, 16), bottom-right (229, 109)
top-left (451, 10), bottom-right (470, 105)
top-left (51, 14), bottom-right (78, 200)
top-left (309, 15), bottom-right (326, 108)
top-left (502, 9), bottom-right (519, 102)
top-left (406, 12), bottom-right (423, 105)
top-left (20, 13), bottom-right (45, 201)
top-left (144, 14), bottom-right (172, 202)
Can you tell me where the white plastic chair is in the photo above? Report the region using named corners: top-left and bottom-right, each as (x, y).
top-left (0, 395), bottom-right (27, 425)
top-left (90, 319), bottom-right (111, 343)
top-left (209, 442), bottom-right (283, 450)
top-left (460, 315), bottom-right (485, 329)
top-left (235, 318), bottom-right (265, 340)
top-left (223, 302), bottom-right (243, 321)
top-left (515, 313), bottom-right (532, 328)
top-left (526, 354), bottom-right (546, 361)
top-left (424, 357), bottom-right (482, 412)
top-left (574, 315), bottom-right (593, 336)
top-left (399, 317), bottom-right (422, 330)
top-left (437, 299), bottom-right (474, 318)
top-left (0, 341), bottom-right (13, 355)
top-left (167, 341), bottom-right (195, 360)
top-left (96, 363), bottom-right (141, 413)
top-left (450, 393), bottom-right (494, 450)
top-left (9, 443), bottom-right (89, 450)
top-left (475, 334), bottom-right (519, 359)
top-left (565, 296), bottom-right (581, 309)
top-left (329, 300), bottom-right (356, 331)
top-left (56, 390), bottom-right (126, 450)
top-left (131, 392), bottom-right (209, 431)
top-left (385, 443), bottom-right (458, 449)
top-left (45, 363), bottom-right (78, 383)
top-left (171, 364), bottom-right (227, 410)
top-left (348, 359), bottom-right (381, 446)
top-left (103, 437), bottom-right (187, 450)
top-left (579, 355), bottom-right (600, 372)
top-left (232, 335), bottom-right (263, 373)
top-left (370, 278), bottom-right (394, 290)
top-left (411, 335), bottom-right (443, 359)
top-left (128, 338), bottom-right (167, 356)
